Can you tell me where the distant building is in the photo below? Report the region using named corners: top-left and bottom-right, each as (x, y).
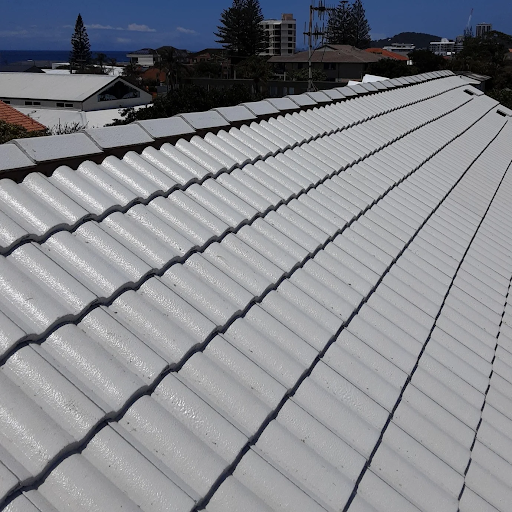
top-left (476, 23), bottom-right (492, 37)
top-left (0, 73), bottom-right (152, 112)
top-left (382, 43), bottom-right (415, 57)
top-left (260, 13), bottom-right (296, 56)
top-left (126, 48), bottom-right (160, 67)
top-left (269, 44), bottom-right (381, 81)
top-left (429, 38), bottom-right (456, 56)
top-left (455, 35), bottom-right (465, 53)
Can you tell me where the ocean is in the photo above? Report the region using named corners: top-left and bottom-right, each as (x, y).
top-left (0, 50), bottom-right (130, 66)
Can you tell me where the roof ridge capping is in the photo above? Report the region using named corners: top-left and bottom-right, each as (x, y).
top-left (0, 70), bottom-right (458, 180)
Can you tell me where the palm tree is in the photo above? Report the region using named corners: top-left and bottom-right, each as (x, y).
top-left (108, 57), bottom-right (117, 75)
top-left (235, 55), bottom-right (272, 94)
top-left (122, 62), bottom-right (142, 85)
top-left (157, 46), bottom-right (190, 93)
top-left (94, 52), bottom-right (107, 74)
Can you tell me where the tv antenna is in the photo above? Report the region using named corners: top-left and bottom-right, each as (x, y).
top-left (303, 0), bottom-right (335, 91)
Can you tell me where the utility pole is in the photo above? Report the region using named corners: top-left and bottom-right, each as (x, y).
top-left (304, 1), bottom-right (335, 92)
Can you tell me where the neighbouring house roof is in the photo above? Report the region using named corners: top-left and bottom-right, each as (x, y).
top-left (0, 65), bottom-right (44, 73)
top-left (141, 67), bottom-right (166, 82)
top-left (1, 71), bottom-right (512, 512)
top-left (0, 100), bottom-right (46, 132)
top-left (0, 73), bottom-right (143, 102)
top-left (269, 45), bottom-right (382, 64)
top-left (365, 48), bottom-right (409, 61)
top-left (126, 48), bottom-right (159, 56)
top-left (458, 72), bottom-right (492, 83)
top-left (189, 48), bottom-right (226, 57)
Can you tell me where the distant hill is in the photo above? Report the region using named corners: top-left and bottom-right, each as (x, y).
top-left (371, 32), bottom-right (442, 50)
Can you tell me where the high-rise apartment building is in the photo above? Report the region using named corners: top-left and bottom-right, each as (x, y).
top-left (260, 13), bottom-right (296, 56)
top-left (476, 23), bottom-right (492, 37)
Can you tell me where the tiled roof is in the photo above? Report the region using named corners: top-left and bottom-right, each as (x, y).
top-left (0, 71), bottom-right (512, 512)
top-left (365, 48), bottom-right (409, 61)
top-left (0, 101), bottom-right (46, 132)
top-left (269, 45), bottom-right (382, 64)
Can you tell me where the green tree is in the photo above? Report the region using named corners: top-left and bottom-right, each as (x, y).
top-left (409, 49), bottom-right (446, 73)
top-left (0, 120), bottom-right (48, 145)
top-left (69, 14), bottom-right (92, 71)
top-left (350, 0), bottom-right (371, 49)
top-left (235, 55), bottom-right (272, 93)
top-left (288, 68), bottom-right (327, 81)
top-left (157, 47), bottom-right (190, 92)
top-left (326, 0), bottom-right (371, 48)
top-left (327, 1), bottom-right (354, 45)
top-left (193, 60), bottom-right (223, 78)
top-left (215, 0), bottom-right (267, 63)
top-left (488, 88), bottom-right (512, 110)
top-left (94, 52), bottom-right (108, 74)
top-left (122, 62), bottom-right (142, 85)
top-left (451, 31), bottom-right (512, 76)
top-left (367, 58), bottom-right (414, 78)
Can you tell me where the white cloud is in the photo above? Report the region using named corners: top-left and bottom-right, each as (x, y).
top-left (0, 29), bottom-right (29, 37)
top-left (87, 23), bottom-right (156, 32)
top-left (87, 24), bottom-right (121, 30)
top-left (176, 26), bottom-right (198, 35)
top-left (127, 23), bottom-right (156, 32)
top-left (116, 37), bottom-right (131, 43)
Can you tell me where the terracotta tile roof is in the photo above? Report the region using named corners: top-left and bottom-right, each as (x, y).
top-left (365, 48), bottom-right (409, 61)
top-left (0, 101), bottom-right (47, 132)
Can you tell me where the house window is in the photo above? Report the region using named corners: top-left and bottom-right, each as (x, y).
top-left (56, 102), bottom-right (64, 107)
top-left (25, 101), bottom-right (33, 105)
top-left (65, 103), bottom-right (73, 107)
top-left (3, 100), bottom-right (10, 104)
top-left (33, 101), bottom-right (41, 105)
top-left (98, 81), bottom-right (140, 102)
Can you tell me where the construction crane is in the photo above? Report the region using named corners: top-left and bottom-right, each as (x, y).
top-left (464, 8), bottom-right (474, 38)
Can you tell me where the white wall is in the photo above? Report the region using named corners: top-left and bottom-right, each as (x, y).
top-left (82, 79), bottom-right (152, 111)
top-left (0, 98), bottom-right (82, 109)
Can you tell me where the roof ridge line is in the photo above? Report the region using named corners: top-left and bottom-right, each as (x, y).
top-left (1, 81), bottom-right (466, 256)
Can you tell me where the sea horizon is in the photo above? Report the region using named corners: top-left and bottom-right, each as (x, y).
top-left (0, 49), bottom-right (131, 66)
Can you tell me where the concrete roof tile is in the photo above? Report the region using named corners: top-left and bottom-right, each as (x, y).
top-left (12, 133), bottom-right (103, 163)
top-left (0, 75), bottom-right (512, 512)
top-left (135, 116), bottom-right (196, 138)
top-left (85, 124), bottom-right (154, 149)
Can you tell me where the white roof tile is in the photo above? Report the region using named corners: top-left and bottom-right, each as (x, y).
top-left (12, 133), bottom-right (102, 163)
top-left (1, 73), bottom-right (512, 512)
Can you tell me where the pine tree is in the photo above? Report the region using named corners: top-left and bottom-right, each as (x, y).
top-left (326, 1), bottom-right (354, 45)
top-left (350, 0), bottom-right (371, 49)
top-left (70, 14), bottom-right (92, 71)
top-left (215, 0), bottom-right (267, 63)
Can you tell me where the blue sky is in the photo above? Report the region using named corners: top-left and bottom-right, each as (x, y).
top-left (0, 0), bottom-right (510, 51)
